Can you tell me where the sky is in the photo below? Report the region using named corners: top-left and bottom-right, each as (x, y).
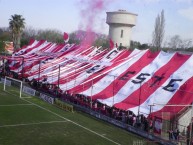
top-left (0, 0), bottom-right (193, 44)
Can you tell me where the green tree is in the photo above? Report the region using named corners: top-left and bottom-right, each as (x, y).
top-left (35, 29), bottom-right (63, 43)
top-left (93, 34), bottom-right (109, 48)
top-left (130, 40), bottom-right (141, 50)
top-left (139, 43), bottom-right (149, 50)
top-left (0, 28), bottom-right (11, 53)
top-left (9, 14), bottom-right (25, 50)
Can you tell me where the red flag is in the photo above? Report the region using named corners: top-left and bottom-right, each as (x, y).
top-left (109, 38), bottom-right (114, 49)
top-left (63, 32), bottom-right (69, 43)
top-left (154, 117), bottom-right (162, 135)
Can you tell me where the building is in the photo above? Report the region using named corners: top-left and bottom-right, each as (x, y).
top-left (106, 10), bottom-right (137, 48)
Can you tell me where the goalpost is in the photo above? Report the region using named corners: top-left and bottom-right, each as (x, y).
top-left (4, 76), bottom-right (33, 98)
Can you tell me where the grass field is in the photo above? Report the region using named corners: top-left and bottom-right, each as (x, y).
top-left (0, 83), bottom-right (158, 145)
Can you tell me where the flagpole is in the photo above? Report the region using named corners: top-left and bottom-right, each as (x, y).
top-left (138, 81), bottom-right (142, 116)
top-left (38, 60), bottom-right (41, 88)
top-left (57, 64), bottom-right (60, 97)
top-left (90, 79), bottom-right (93, 109)
top-left (112, 75), bottom-right (115, 106)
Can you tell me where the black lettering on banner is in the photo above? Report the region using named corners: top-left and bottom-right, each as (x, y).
top-left (132, 73), bottom-right (150, 84)
top-left (163, 79), bottom-right (183, 92)
top-left (119, 71), bottom-right (136, 80)
top-left (150, 74), bottom-right (165, 87)
top-left (86, 65), bottom-right (100, 74)
top-left (106, 50), bottom-right (118, 59)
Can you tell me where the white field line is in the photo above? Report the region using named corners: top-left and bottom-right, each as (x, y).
top-left (0, 120), bottom-right (68, 128)
top-left (0, 104), bottom-right (33, 107)
top-left (21, 98), bottom-right (121, 145)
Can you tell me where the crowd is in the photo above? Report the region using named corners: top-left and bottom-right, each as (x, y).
top-left (29, 78), bottom-right (150, 131)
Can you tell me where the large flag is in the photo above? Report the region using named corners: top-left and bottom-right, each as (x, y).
top-left (63, 32), bottom-right (69, 43)
top-left (109, 38), bottom-right (114, 49)
top-left (154, 117), bottom-right (162, 135)
top-left (6, 39), bottom-right (193, 119)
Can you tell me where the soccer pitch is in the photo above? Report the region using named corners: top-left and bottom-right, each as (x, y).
top-left (0, 83), bottom-right (158, 145)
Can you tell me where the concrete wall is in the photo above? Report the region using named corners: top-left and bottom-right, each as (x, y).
top-left (178, 108), bottom-right (192, 133)
top-left (106, 11), bottom-right (137, 26)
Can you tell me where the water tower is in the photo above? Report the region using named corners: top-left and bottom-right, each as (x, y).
top-left (106, 10), bottom-right (137, 48)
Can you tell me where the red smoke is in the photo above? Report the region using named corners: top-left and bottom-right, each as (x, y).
top-left (77, 0), bottom-right (113, 47)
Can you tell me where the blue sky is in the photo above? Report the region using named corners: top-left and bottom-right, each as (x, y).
top-left (0, 0), bottom-right (193, 44)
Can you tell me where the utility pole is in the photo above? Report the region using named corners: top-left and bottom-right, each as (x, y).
top-left (90, 79), bottom-right (94, 109)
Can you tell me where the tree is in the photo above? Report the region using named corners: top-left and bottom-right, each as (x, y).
top-left (139, 43), bottom-right (149, 50)
top-left (0, 27), bottom-right (11, 53)
top-left (168, 35), bottom-right (192, 49)
top-left (152, 10), bottom-right (165, 51)
top-left (9, 14), bottom-right (25, 50)
top-left (22, 26), bottom-right (38, 40)
top-left (93, 34), bottom-right (109, 48)
top-left (168, 35), bottom-right (181, 49)
top-left (130, 40), bottom-right (141, 50)
top-left (35, 29), bottom-right (63, 43)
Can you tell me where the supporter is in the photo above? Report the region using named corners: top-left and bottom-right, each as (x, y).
top-left (168, 130), bottom-right (174, 140)
top-left (149, 118), bottom-right (153, 133)
top-left (143, 118), bottom-right (149, 132)
top-left (121, 111), bottom-right (126, 123)
top-left (101, 104), bottom-right (106, 115)
top-left (94, 101), bottom-right (98, 111)
top-left (136, 115), bottom-right (141, 128)
top-left (133, 115), bottom-right (136, 127)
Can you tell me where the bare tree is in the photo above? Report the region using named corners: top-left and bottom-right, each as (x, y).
top-left (23, 26), bottom-right (38, 39)
top-left (179, 39), bottom-right (192, 49)
top-left (168, 35), bottom-right (192, 49)
top-left (168, 35), bottom-right (181, 49)
top-left (152, 10), bottom-right (165, 51)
